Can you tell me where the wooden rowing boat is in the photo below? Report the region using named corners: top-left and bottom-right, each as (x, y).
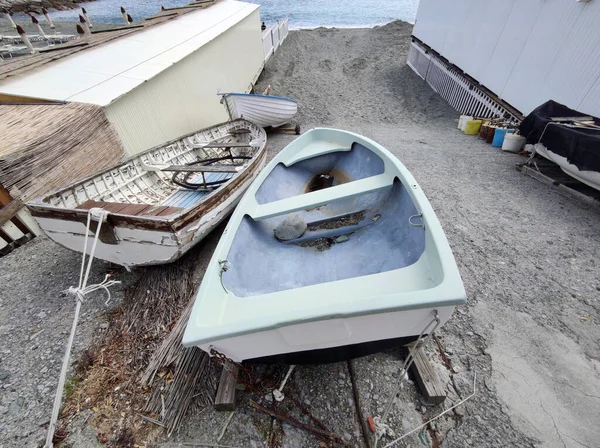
top-left (183, 128), bottom-right (466, 364)
top-left (27, 119), bottom-right (267, 268)
top-left (220, 92), bottom-right (297, 128)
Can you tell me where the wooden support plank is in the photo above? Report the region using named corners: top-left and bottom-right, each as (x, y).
top-left (1, 220), bottom-right (26, 242)
top-left (214, 362), bottom-right (239, 412)
top-left (16, 208), bottom-right (42, 236)
top-left (0, 199), bottom-right (24, 227)
top-left (0, 234), bottom-right (8, 251)
top-left (404, 342), bottom-right (446, 405)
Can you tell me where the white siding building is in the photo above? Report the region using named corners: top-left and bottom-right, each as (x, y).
top-left (411, 0), bottom-right (600, 117)
top-left (0, 0), bottom-right (266, 156)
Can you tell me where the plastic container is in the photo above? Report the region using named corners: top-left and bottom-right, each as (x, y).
top-left (492, 128), bottom-right (514, 147)
top-left (501, 134), bottom-right (526, 153)
top-left (485, 126), bottom-right (498, 144)
top-left (479, 123), bottom-right (490, 139)
top-left (458, 115), bottom-right (473, 131)
top-left (464, 119), bottom-right (482, 135)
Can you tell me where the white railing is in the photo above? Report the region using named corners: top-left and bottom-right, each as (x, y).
top-left (262, 27), bottom-right (274, 62)
top-left (407, 40), bottom-right (521, 122)
top-left (261, 17), bottom-right (290, 64)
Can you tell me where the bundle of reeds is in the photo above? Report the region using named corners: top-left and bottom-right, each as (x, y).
top-left (63, 239), bottom-right (220, 443)
top-left (0, 102), bottom-right (124, 202)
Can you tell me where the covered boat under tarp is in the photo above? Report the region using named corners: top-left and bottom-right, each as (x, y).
top-left (183, 128), bottom-right (466, 364)
top-left (519, 100), bottom-right (600, 191)
top-left (27, 119), bottom-right (267, 268)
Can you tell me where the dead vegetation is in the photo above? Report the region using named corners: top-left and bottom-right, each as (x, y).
top-left (59, 251), bottom-right (217, 446)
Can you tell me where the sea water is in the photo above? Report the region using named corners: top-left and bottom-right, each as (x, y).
top-left (45, 0), bottom-right (418, 28)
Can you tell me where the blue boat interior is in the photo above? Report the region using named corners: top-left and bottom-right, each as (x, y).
top-left (161, 172), bottom-right (233, 208)
top-left (223, 143), bottom-right (426, 297)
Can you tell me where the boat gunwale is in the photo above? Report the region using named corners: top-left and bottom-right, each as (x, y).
top-left (183, 127), bottom-right (467, 348)
top-left (222, 92), bottom-right (298, 104)
top-left (26, 119), bottom-right (267, 232)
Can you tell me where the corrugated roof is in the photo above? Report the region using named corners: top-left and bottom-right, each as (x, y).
top-left (0, 0), bottom-right (259, 106)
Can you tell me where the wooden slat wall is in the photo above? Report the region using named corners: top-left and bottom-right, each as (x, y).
top-left (0, 102), bottom-right (126, 203)
top-left (0, 182), bottom-right (41, 256)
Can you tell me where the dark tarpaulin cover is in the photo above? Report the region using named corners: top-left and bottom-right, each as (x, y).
top-left (519, 100), bottom-right (600, 172)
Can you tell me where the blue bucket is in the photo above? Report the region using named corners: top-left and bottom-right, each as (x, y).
top-left (492, 128), bottom-right (515, 147)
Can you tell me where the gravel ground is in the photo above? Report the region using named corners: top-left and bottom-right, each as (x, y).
top-left (1, 20), bottom-right (599, 448)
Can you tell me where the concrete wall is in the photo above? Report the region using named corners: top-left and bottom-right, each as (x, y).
top-left (105, 8), bottom-right (264, 156)
top-left (413, 0), bottom-right (600, 116)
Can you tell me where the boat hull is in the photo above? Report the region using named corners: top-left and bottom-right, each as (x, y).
top-left (30, 163), bottom-right (263, 267)
top-left (27, 119), bottom-right (267, 267)
top-left (183, 128), bottom-right (466, 362)
top-left (202, 305), bottom-right (454, 364)
top-left (223, 93), bottom-right (297, 128)
top-left (535, 144), bottom-right (600, 191)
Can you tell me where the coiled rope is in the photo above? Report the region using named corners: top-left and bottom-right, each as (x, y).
top-left (44, 208), bottom-right (120, 448)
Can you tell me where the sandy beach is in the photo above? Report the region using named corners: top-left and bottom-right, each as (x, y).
top-left (1, 20), bottom-right (599, 448)
top-left (0, 18), bottom-right (115, 36)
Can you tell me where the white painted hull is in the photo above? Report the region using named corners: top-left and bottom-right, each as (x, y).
top-left (535, 144), bottom-right (600, 191)
top-left (201, 305), bottom-right (455, 363)
top-left (223, 93), bottom-right (297, 128)
top-left (32, 162), bottom-right (263, 267)
top-left (27, 119), bottom-right (267, 267)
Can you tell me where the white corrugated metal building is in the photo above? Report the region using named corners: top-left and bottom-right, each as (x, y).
top-left (410, 0), bottom-right (600, 117)
top-left (0, 0), bottom-right (266, 156)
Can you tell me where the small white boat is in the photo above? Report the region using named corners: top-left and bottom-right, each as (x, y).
top-left (535, 143), bottom-right (600, 191)
top-left (183, 128), bottom-right (466, 364)
top-left (27, 119), bottom-right (267, 268)
top-left (220, 92), bottom-right (297, 128)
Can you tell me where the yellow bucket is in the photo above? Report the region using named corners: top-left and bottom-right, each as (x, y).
top-left (464, 119), bottom-right (483, 135)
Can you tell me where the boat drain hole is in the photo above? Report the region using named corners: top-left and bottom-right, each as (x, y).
top-left (306, 173), bottom-right (334, 192)
top-left (305, 169), bottom-right (352, 193)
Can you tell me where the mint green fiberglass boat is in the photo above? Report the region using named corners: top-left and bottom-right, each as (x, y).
top-left (183, 128), bottom-right (466, 364)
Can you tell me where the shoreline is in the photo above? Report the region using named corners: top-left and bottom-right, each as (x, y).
top-left (289, 20), bottom-right (415, 31)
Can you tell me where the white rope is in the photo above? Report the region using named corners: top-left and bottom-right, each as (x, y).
top-left (44, 208), bottom-right (120, 448)
top-left (382, 372), bottom-right (477, 448)
top-left (374, 311), bottom-right (441, 447)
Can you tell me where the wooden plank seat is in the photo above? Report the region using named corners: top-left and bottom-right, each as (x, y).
top-left (201, 143), bottom-right (253, 148)
top-left (76, 200), bottom-right (183, 217)
top-left (161, 164), bottom-right (241, 173)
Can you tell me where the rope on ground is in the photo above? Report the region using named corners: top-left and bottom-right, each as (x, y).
top-left (374, 310), bottom-right (441, 447)
top-left (44, 208), bottom-right (120, 448)
top-left (382, 372), bottom-right (477, 448)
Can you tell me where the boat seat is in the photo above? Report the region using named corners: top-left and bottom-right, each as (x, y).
top-left (160, 164), bottom-right (241, 173)
top-left (249, 173), bottom-right (394, 221)
top-left (76, 200), bottom-right (183, 217)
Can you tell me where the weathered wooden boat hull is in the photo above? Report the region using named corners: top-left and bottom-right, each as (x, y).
top-left (222, 93), bottom-right (297, 128)
top-left (30, 164), bottom-right (264, 266)
top-left (27, 120), bottom-right (267, 267)
top-left (535, 144), bottom-right (600, 191)
top-left (183, 128), bottom-right (466, 363)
